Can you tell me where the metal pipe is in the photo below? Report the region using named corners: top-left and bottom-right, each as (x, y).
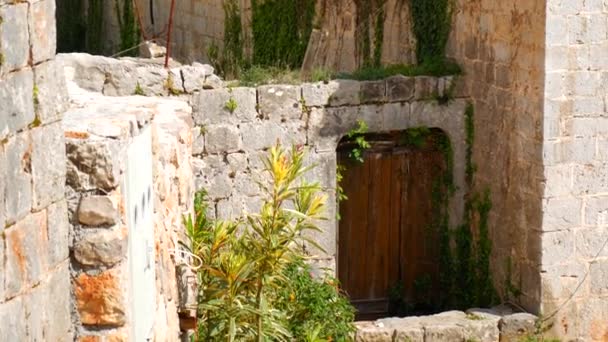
top-left (164, 0), bottom-right (176, 68)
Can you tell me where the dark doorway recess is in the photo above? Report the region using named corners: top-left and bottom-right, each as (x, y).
top-left (337, 129), bottom-right (449, 321)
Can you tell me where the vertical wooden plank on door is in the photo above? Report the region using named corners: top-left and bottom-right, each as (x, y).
top-left (399, 145), bottom-right (444, 305)
top-left (337, 153), bottom-right (369, 302)
top-left (388, 149), bottom-right (404, 294)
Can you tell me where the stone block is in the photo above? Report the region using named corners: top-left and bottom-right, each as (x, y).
top-left (0, 68), bottom-right (35, 137)
top-left (576, 298), bottom-right (608, 341)
top-left (78, 195), bottom-right (118, 227)
top-left (394, 325), bottom-right (424, 342)
top-left (0, 147), bottom-right (6, 230)
top-left (233, 172), bottom-right (259, 197)
top-left (4, 131), bottom-right (33, 225)
top-left (241, 121), bottom-right (306, 152)
top-left (102, 63), bottom-right (170, 96)
top-left (589, 259), bottom-right (608, 295)
top-left (463, 314), bottom-right (500, 342)
top-left (572, 162), bottom-right (608, 195)
top-left (360, 80), bottom-right (386, 104)
top-left (308, 107), bottom-right (360, 152)
top-left (257, 85), bottom-right (303, 121)
top-left (328, 80), bottom-right (361, 106)
top-left (382, 103), bottom-right (411, 131)
top-left (0, 3), bottom-right (30, 71)
top-left (544, 164), bottom-right (572, 198)
top-left (0, 236), bottom-right (3, 298)
top-left (24, 279), bottom-right (48, 341)
top-left (74, 269), bottom-right (126, 326)
top-left (423, 321), bottom-right (465, 342)
top-left (359, 105), bottom-right (384, 132)
top-left (74, 228), bottom-right (127, 267)
top-left (205, 124), bottom-right (242, 154)
top-left (584, 196), bottom-right (608, 226)
top-left (541, 262), bottom-right (587, 301)
top-left (0, 297), bottom-right (26, 341)
top-left (414, 76), bottom-right (438, 100)
top-left (34, 60), bottom-right (68, 124)
top-left (542, 197), bottom-right (581, 232)
top-left (204, 173), bottom-right (233, 199)
top-left (386, 75), bottom-right (415, 102)
top-left (354, 321), bottom-right (394, 341)
top-left (181, 63), bottom-right (214, 93)
top-left (499, 313), bottom-right (537, 342)
top-left (5, 211), bottom-right (48, 297)
top-left (47, 200), bottom-right (70, 267)
top-left (192, 87), bottom-right (257, 125)
top-left (541, 230), bottom-right (575, 266)
top-left (192, 127), bottom-right (205, 155)
top-left (226, 153), bottom-right (248, 173)
top-left (302, 81), bottom-right (340, 107)
top-left (216, 197), bottom-right (242, 220)
top-left (32, 122), bottom-right (66, 210)
top-left (66, 139), bottom-right (123, 191)
top-left (29, 0), bottom-right (57, 63)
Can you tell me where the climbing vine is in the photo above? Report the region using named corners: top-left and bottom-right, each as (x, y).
top-left (220, 0), bottom-right (244, 78)
top-left (86, 0), bottom-right (104, 55)
top-left (115, 0), bottom-right (140, 56)
top-left (397, 104), bottom-right (497, 312)
top-left (410, 0), bottom-right (453, 64)
top-left (354, 0), bottom-right (386, 68)
top-left (251, 0), bottom-right (315, 68)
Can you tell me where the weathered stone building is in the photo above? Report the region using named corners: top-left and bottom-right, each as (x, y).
top-left (2, 0), bottom-right (608, 341)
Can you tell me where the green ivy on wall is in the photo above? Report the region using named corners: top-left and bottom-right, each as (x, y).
top-left (115, 0), bottom-right (140, 56)
top-left (398, 104), bottom-right (498, 312)
top-left (354, 0), bottom-right (385, 68)
top-left (410, 0), bottom-right (453, 64)
top-left (251, 0), bottom-right (316, 68)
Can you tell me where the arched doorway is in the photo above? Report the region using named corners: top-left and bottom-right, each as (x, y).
top-left (337, 129), bottom-right (450, 320)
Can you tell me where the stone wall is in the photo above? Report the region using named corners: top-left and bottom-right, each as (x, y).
top-left (447, 0), bottom-right (547, 313)
top-left (0, 0), bottom-right (73, 340)
top-left (541, 1), bottom-right (608, 339)
top-left (63, 72), bottom-right (194, 340)
top-left (132, 0), bottom-right (415, 71)
top-left (191, 77), bottom-right (468, 266)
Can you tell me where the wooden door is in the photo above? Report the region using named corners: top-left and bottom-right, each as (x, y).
top-left (337, 134), bottom-right (446, 320)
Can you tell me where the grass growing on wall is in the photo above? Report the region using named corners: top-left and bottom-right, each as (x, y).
top-left (251, 0), bottom-right (316, 69)
top-left (337, 60), bottom-right (462, 81)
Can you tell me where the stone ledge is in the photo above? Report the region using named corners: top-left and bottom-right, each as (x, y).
top-left (355, 308), bottom-right (538, 342)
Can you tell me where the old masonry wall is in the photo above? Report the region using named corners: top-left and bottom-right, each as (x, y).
top-left (0, 0), bottom-right (73, 339)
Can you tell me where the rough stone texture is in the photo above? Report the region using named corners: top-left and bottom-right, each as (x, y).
top-left (355, 308), bottom-right (523, 342)
top-left (47, 200), bottom-right (70, 268)
top-left (126, 0), bottom-right (415, 70)
top-left (5, 211), bottom-right (48, 298)
top-left (58, 53), bottom-right (219, 96)
top-left (0, 68), bottom-right (35, 137)
top-left (29, 0), bottom-right (57, 64)
top-left (447, 0), bottom-right (546, 315)
top-left (64, 78), bottom-right (193, 340)
top-left (74, 270), bottom-right (126, 326)
top-left (3, 131), bottom-right (33, 225)
top-left (34, 59), bottom-right (69, 124)
top-left (77, 196), bottom-right (118, 227)
top-left (32, 122), bottom-right (67, 210)
top-left (74, 228), bottom-right (127, 267)
top-left (499, 313), bottom-right (538, 342)
top-left (538, 0), bottom-right (608, 339)
top-left (0, 1), bottom-right (72, 340)
top-left (192, 87), bottom-right (257, 125)
top-left (0, 3), bottom-right (29, 71)
top-left (191, 79), bottom-right (467, 267)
